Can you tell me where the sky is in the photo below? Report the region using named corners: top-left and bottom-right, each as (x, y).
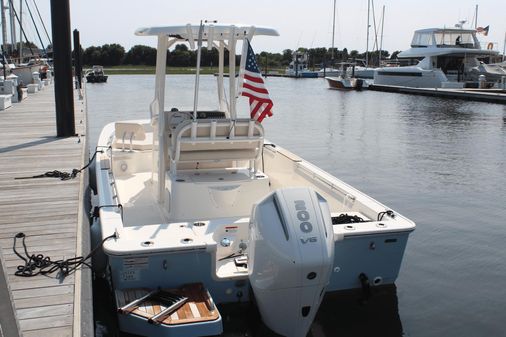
top-left (27, 0), bottom-right (506, 55)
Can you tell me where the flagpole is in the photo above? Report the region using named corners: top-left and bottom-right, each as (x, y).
top-left (237, 27), bottom-right (255, 97)
top-left (193, 21), bottom-right (204, 121)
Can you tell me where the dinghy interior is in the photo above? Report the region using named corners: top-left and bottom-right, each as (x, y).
top-left (93, 23), bottom-right (415, 337)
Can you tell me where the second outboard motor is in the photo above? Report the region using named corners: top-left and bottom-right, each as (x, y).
top-left (249, 187), bottom-right (334, 337)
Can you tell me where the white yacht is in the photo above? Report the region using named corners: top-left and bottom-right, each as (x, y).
top-left (93, 23), bottom-right (415, 337)
top-left (374, 27), bottom-right (499, 88)
top-left (285, 51), bottom-right (318, 78)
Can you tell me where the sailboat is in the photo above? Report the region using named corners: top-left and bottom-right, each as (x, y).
top-left (93, 22), bottom-right (415, 337)
top-left (317, 0), bottom-right (341, 77)
top-left (352, 0), bottom-right (378, 79)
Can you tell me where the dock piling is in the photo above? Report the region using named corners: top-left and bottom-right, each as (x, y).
top-left (50, 0), bottom-right (75, 137)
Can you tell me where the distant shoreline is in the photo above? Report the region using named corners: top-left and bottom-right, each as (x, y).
top-left (96, 65), bottom-right (285, 75)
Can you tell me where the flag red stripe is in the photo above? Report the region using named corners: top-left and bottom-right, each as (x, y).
top-left (243, 82), bottom-right (269, 94)
top-left (257, 102), bottom-right (273, 122)
top-left (244, 73), bottom-right (264, 83)
top-left (242, 91), bottom-right (272, 102)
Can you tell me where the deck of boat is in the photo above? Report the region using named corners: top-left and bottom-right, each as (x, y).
top-left (0, 83), bottom-right (89, 337)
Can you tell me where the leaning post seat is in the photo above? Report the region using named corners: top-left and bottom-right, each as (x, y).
top-left (168, 118), bottom-right (264, 173)
top-left (113, 121), bottom-right (153, 151)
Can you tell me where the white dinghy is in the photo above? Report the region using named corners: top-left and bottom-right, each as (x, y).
top-left (93, 22), bottom-right (415, 337)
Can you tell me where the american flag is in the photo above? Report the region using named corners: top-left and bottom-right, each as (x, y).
top-left (239, 39), bottom-right (273, 123)
top-left (476, 25), bottom-right (489, 36)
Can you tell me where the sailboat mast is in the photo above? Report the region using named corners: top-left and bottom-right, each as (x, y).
top-left (503, 32), bottom-right (505, 62)
top-left (474, 5), bottom-right (478, 29)
top-left (19, 0), bottom-right (22, 61)
top-left (331, 0), bottom-right (336, 62)
top-left (366, 0), bottom-right (370, 67)
top-left (0, 0), bottom-right (7, 54)
top-left (379, 5), bottom-right (385, 66)
top-left (9, 0), bottom-right (15, 55)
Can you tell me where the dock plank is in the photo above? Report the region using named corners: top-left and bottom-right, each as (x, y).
top-left (0, 83), bottom-right (88, 337)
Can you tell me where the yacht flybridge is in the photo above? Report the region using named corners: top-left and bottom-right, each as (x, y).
top-left (374, 27), bottom-right (500, 88)
top-left (94, 23), bottom-right (415, 337)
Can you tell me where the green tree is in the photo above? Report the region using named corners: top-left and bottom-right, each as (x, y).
top-left (123, 45), bottom-right (157, 65)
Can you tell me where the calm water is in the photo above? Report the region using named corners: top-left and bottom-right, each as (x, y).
top-left (87, 75), bottom-right (506, 337)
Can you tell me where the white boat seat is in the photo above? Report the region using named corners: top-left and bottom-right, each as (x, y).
top-left (169, 119), bottom-right (264, 169)
top-left (114, 122), bottom-right (153, 151)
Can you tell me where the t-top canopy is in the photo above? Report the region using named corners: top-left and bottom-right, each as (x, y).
top-left (135, 24), bottom-right (279, 41)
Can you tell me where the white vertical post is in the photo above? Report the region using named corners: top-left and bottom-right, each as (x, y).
top-left (217, 41), bottom-right (227, 113)
top-left (237, 27), bottom-right (255, 96)
top-left (18, 0), bottom-right (22, 61)
top-left (379, 5), bottom-right (385, 66)
top-left (155, 35), bottom-right (168, 204)
top-left (331, 0), bottom-right (336, 61)
top-left (503, 32), bottom-right (506, 62)
top-left (366, 0), bottom-right (370, 67)
top-left (228, 26), bottom-right (237, 119)
top-left (193, 22), bottom-right (204, 120)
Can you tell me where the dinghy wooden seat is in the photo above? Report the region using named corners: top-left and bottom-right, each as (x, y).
top-left (116, 283), bottom-right (219, 325)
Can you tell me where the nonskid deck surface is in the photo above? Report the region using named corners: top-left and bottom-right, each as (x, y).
top-left (115, 172), bottom-right (168, 226)
top-left (116, 284), bottom-right (219, 325)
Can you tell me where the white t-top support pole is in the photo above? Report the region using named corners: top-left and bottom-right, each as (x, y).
top-left (228, 26), bottom-right (236, 120)
top-left (155, 34), bottom-right (168, 204)
top-left (217, 41), bottom-right (227, 114)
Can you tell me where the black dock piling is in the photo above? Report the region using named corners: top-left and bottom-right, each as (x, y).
top-left (50, 0), bottom-right (75, 137)
top-left (73, 29), bottom-right (83, 89)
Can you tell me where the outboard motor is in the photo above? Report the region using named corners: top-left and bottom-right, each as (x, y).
top-left (249, 187), bottom-right (334, 337)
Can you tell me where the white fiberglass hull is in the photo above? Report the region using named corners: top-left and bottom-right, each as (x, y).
top-left (374, 66), bottom-right (448, 88)
top-left (95, 119), bottom-right (415, 293)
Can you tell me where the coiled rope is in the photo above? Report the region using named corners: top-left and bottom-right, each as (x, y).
top-left (15, 148), bottom-right (104, 181)
top-left (13, 232), bottom-right (116, 278)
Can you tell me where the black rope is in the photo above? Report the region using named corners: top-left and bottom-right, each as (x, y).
top-left (92, 204), bottom-right (123, 222)
top-left (13, 232), bottom-right (116, 278)
top-left (377, 210), bottom-right (395, 221)
top-left (15, 148), bottom-right (104, 181)
top-left (332, 213), bottom-right (367, 225)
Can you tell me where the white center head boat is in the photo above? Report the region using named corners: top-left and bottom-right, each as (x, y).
top-left (93, 22), bottom-right (415, 337)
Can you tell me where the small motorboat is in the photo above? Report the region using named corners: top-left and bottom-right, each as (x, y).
top-left (325, 62), bottom-right (364, 90)
top-left (86, 65), bottom-right (108, 83)
top-left (93, 22), bottom-right (415, 337)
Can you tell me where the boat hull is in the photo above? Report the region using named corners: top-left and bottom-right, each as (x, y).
top-left (373, 67), bottom-right (447, 88)
top-left (86, 75), bottom-right (108, 83)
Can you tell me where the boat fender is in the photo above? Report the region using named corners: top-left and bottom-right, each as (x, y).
top-left (89, 156), bottom-right (97, 194)
top-left (90, 218), bottom-right (109, 274)
top-left (359, 272), bottom-right (372, 301)
top-left (487, 42), bottom-right (494, 50)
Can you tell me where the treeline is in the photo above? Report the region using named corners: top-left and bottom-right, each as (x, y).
top-left (83, 43), bottom-right (399, 68)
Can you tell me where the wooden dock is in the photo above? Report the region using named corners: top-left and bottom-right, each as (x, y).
top-left (369, 84), bottom-right (506, 104)
top-left (0, 84), bottom-right (91, 337)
